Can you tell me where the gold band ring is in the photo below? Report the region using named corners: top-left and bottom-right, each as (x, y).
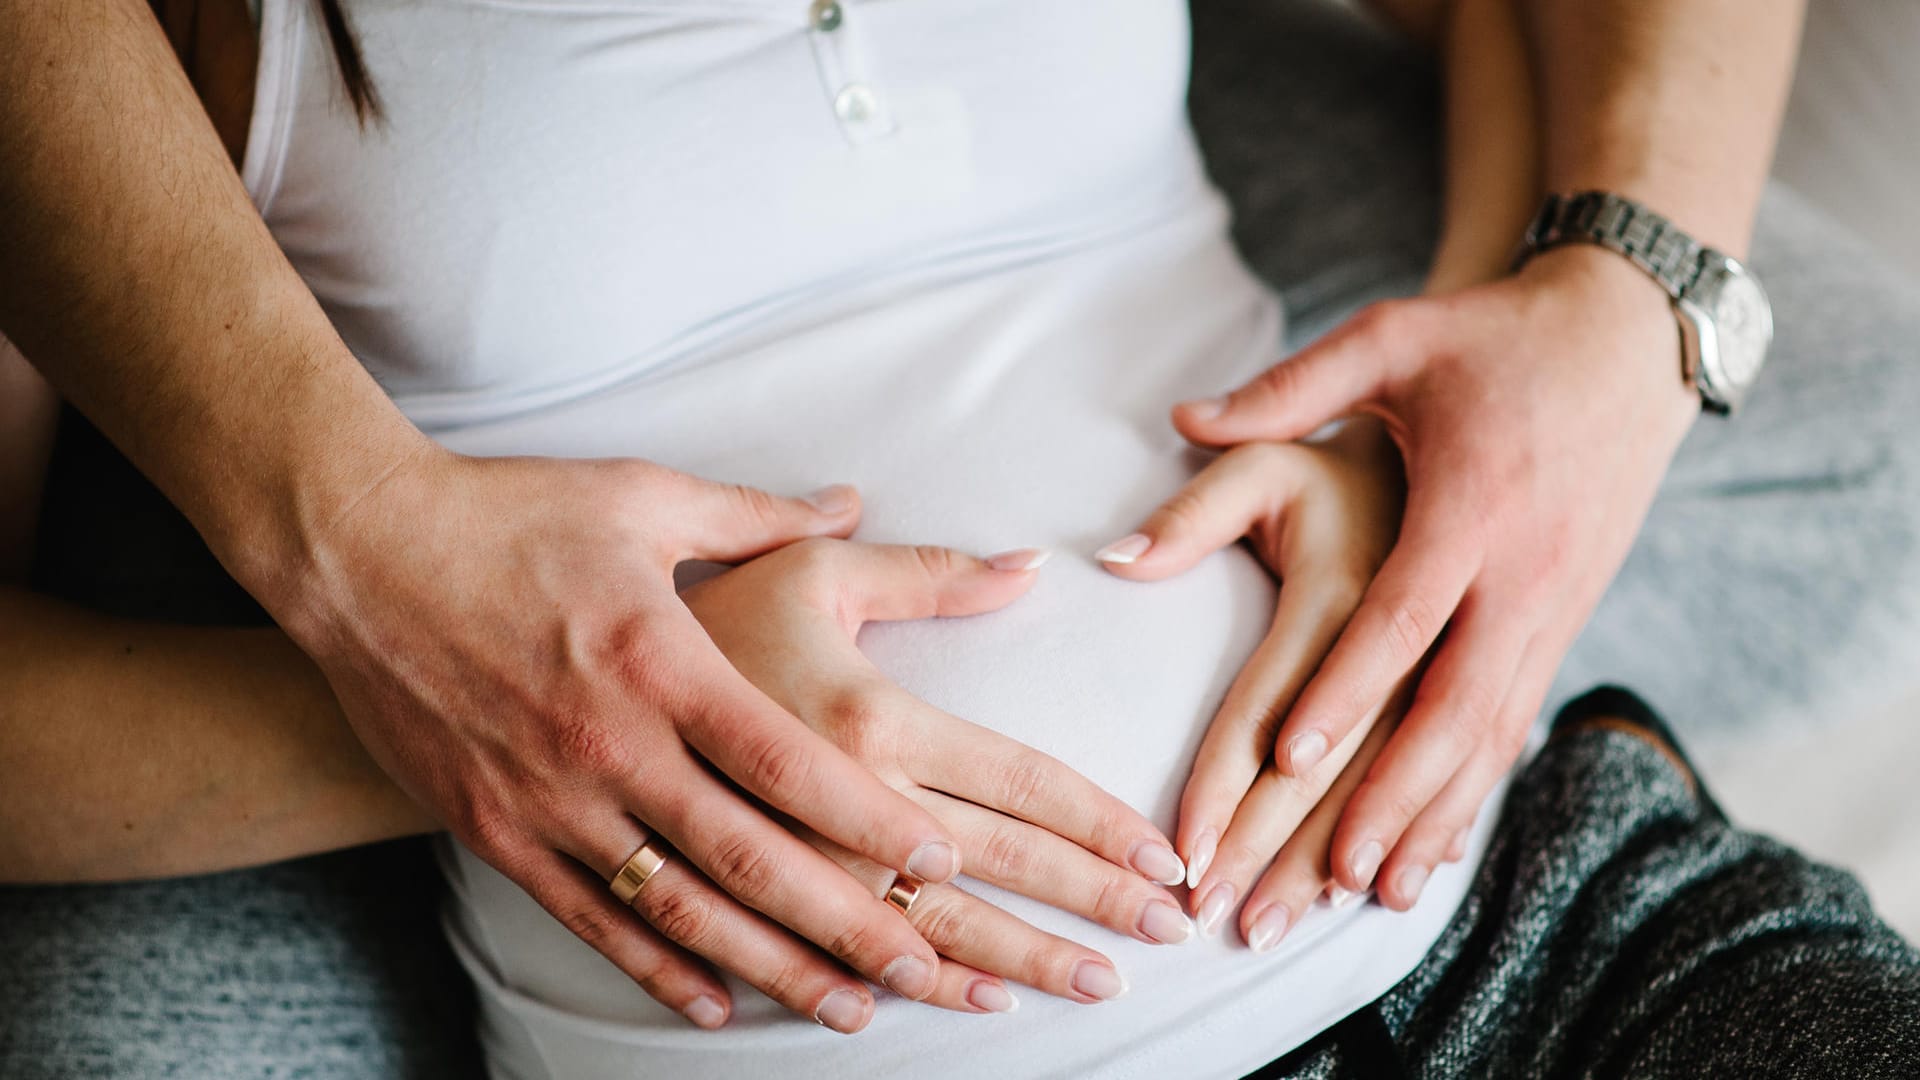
top-left (609, 840), bottom-right (669, 906)
top-left (884, 875), bottom-right (923, 916)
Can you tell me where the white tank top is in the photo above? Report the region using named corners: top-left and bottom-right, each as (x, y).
top-left (242, 2), bottom-right (1498, 1076)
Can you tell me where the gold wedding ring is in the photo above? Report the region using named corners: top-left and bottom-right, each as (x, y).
top-left (885, 875), bottom-right (923, 916)
top-left (609, 840), bottom-right (669, 906)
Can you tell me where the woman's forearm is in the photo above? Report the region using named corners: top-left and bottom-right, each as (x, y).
top-left (1424, 0), bottom-right (1540, 293)
top-left (0, 587), bottom-right (433, 883)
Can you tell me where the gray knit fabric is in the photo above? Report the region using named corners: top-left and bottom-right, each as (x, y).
top-left (6, 2), bottom-right (1920, 1077)
top-left (1247, 694), bottom-right (1920, 1078)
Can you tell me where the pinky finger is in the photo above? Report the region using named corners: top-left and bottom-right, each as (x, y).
top-left (520, 850), bottom-right (735, 1029)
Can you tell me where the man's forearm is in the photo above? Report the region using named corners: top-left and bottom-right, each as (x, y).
top-left (0, 1), bottom-right (430, 606)
top-left (1523, 0), bottom-right (1805, 257)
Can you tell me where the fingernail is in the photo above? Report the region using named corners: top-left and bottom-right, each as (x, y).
top-left (1286, 730), bottom-right (1329, 775)
top-left (1348, 840), bottom-right (1384, 888)
top-left (684, 995), bottom-right (727, 1029)
top-left (1179, 396), bottom-right (1228, 421)
top-left (1397, 864), bottom-right (1429, 905)
top-left (1138, 900), bottom-right (1193, 945)
top-left (881, 956), bottom-right (936, 1001)
top-left (1197, 884), bottom-right (1235, 936)
top-left (1094, 533), bottom-right (1152, 565)
top-left (1070, 961), bottom-right (1129, 1002)
top-left (906, 841), bottom-right (958, 882)
top-left (804, 484), bottom-right (856, 515)
top-left (1447, 828), bottom-right (1470, 861)
top-left (814, 989), bottom-right (869, 1033)
top-left (1186, 828), bottom-right (1218, 889)
top-left (1326, 884), bottom-right (1360, 909)
top-left (1247, 905), bottom-right (1291, 953)
top-left (985, 547), bottom-right (1052, 572)
top-left (966, 980), bottom-right (1019, 1014)
top-left (1128, 840), bottom-right (1186, 886)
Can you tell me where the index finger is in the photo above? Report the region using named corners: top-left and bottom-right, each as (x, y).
top-left (672, 641), bottom-right (966, 884)
top-left (910, 695), bottom-right (1185, 887)
top-left (1274, 493), bottom-right (1481, 777)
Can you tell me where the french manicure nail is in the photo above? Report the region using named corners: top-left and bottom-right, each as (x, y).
top-left (966, 980), bottom-right (1019, 1014)
top-left (1247, 905), bottom-right (1291, 953)
top-left (1129, 840), bottom-right (1186, 886)
top-left (814, 989), bottom-right (868, 1033)
top-left (804, 484), bottom-right (856, 515)
top-left (906, 841), bottom-right (958, 882)
top-left (684, 995), bottom-right (727, 1029)
top-left (986, 547), bottom-right (1052, 572)
top-left (881, 956), bottom-right (936, 1001)
top-left (1348, 840), bottom-right (1384, 888)
top-left (1447, 828), bottom-right (1470, 861)
top-left (1326, 884), bottom-right (1359, 909)
top-left (1070, 961), bottom-right (1129, 1002)
top-left (1197, 884), bottom-right (1235, 936)
top-left (1186, 828), bottom-right (1218, 889)
top-left (1286, 730), bottom-right (1330, 775)
top-left (1180, 396), bottom-right (1228, 421)
top-left (1094, 533), bottom-right (1153, 565)
top-left (1397, 864), bottom-right (1429, 905)
top-left (1138, 901), bottom-right (1193, 945)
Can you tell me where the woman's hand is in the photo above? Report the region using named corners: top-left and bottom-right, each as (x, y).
top-left (1096, 421), bottom-right (1443, 940)
top-left (1136, 249), bottom-right (1693, 908)
top-left (682, 537), bottom-right (1191, 1014)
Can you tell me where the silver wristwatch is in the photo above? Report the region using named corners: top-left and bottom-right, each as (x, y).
top-left (1515, 191), bottom-right (1773, 415)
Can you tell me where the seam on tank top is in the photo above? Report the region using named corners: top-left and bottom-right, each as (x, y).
top-left (238, 0), bottom-right (301, 216)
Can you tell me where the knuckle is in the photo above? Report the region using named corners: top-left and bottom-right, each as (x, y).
top-left (1154, 488), bottom-right (1211, 539)
top-left (993, 752), bottom-right (1054, 815)
top-left (643, 882), bottom-right (720, 953)
top-left (727, 483), bottom-right (789, 532)
top-left (557, 901), bottom-right (627, 954)
top-left (823, 915), bottom-right (879, 967)
top-left (977, 824), bottom-right (1035, 882)
top-left (1086, 870), bottom-right (1136, 928)
top-left (1383, 593), bottom-right (1443, 664)
top-left (736, 731), bottom-right (817, 806)
top-left (908, 894), bottom-right (967, 951)
top-left (458, 806), bottom-right (521, 863)
top-left (705, 831), bottom-right (785, 905)
top-left (909, 544), bottom-right (961, 582)
top-left (553, 714), bottom-right (633, 776)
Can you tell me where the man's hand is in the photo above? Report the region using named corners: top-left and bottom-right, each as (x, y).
top-left (284, 451), bottom-right (964, 1033)
top-left (1170, 244), bottom-right (1696, 909)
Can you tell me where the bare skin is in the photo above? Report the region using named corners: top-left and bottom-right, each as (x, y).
top-left (1106, 0), bottom-right (1805, 929)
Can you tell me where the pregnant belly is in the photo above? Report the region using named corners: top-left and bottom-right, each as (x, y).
top-left (423, 203), bottom-right (1481, 1077)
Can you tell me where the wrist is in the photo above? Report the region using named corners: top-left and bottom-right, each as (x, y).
top-left (212, 411), bottom-right (445, 632)
top-left (1516, 243), bottom-right (1700, 435)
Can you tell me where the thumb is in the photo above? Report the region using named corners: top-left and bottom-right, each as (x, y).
top-left (1174, 301), bottom-right (1411, 449)
top-left (671, 476), bottom-right (862, 563)
top-left (839, 543), bottom-right (1045, 626)
top-left (1096, 443), bottom-right (1305, 582)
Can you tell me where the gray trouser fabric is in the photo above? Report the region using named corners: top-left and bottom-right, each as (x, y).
top-left (5, 2), bottom-right (1920, 1077)
top-left (1245, 689), bottom-right (1920, 1079)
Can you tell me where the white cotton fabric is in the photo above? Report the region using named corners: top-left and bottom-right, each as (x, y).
top-left (242, 1), bottom-right (1498, 1076)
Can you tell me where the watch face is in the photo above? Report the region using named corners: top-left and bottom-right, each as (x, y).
top-left (1707, 263), bottom-right (1774, 390)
